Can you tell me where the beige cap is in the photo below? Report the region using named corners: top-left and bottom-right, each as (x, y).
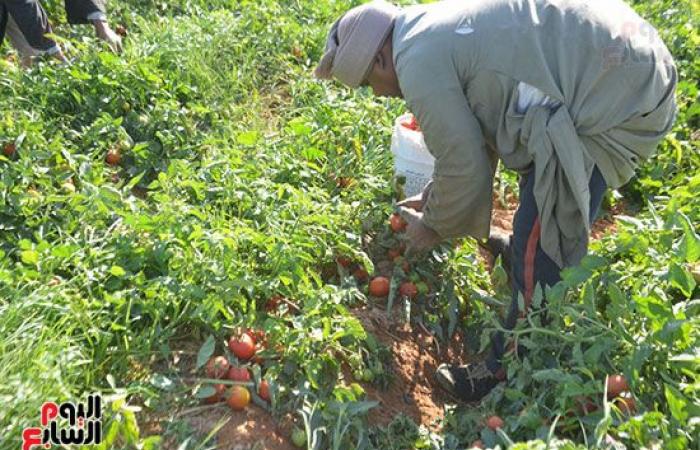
top-left (315, 1), bottom-right (400, 88)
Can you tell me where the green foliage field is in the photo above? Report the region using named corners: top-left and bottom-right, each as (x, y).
top-left (0, 0), bottom-right (697, 449)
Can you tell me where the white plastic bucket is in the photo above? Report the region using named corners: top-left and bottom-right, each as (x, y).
top-left (390, 113), bottom-right (435, 197)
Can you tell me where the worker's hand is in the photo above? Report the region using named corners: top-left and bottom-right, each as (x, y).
top-left (398, 207), bottom-right (442, 255)
top-left (53, 49), bottom-right (69, 64)
top-left (20, 55), bottom-right (33, 68)
top-left (92, 20), bottom-right (123, 53)
top-left (396, 182), bottom-right (432, 211)
top-left (20, 49), bottom-right (68, 69)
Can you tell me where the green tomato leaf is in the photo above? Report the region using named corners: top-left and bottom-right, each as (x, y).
top-left (20, 250), bottom-right (39, 265)
top-left (669, 263), bottom-right (696, 298)
top-left (236, 130), bottom-right (260, 146)
top-left (150, 373), bottom-right (174, 391)
top-left (109, 265), bottom-right (126, 277)
top-left (194, 385), bottom-right (216, 399)
top-left (196, 335), bottom-right (216, 370)
top-left (665, 384), bottom-right (689, 424)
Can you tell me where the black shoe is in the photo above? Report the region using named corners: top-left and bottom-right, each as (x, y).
top-left (435, 361), bottom-right (502, 403)
top-left (479, 233), bottom-right (512, 275)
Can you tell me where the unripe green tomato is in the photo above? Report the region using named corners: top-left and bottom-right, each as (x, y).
top-left (291, 427), bottom-right (306, 447)
top-left (416, 281), bottom-right (429, 295)
top-left (350, 383), bottom-right (365, 397)
top-left (119, 138), bottom-right (133, 151)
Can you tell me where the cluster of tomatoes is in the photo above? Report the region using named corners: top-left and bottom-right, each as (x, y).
top-left (202, 329), bottom-right (271, 411)
top-left (201, 330), bottom-right (308, 446)
top-left (468, 375), bottom-right (634, 448)
top-left (352, 212), bottom-right (430, 301)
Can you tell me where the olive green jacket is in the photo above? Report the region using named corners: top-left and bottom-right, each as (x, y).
top-left (393, 0), bottom-right (677, 267)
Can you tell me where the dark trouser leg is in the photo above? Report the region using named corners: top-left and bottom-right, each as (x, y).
top-left (486, 166), bottom-right (607, 375)
top-left (65, 0), bottom-right (107, 25)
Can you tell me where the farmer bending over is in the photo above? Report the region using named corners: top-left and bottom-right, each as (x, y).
top-left (0, 0), bottom-right (67, 67)
top-left (1, 0), bottom-right (119, 68)
top-left (315, 0), bottom-right (676, 402)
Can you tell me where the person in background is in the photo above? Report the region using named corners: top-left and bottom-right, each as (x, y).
top-left (1, 0), bottom-right (120, 68)
top-left (64, 0), bottom-right (122, 53)
top-left (0, 0), bottom-right (67, 67)
top-left (314, 0), bottom-right (676, 402)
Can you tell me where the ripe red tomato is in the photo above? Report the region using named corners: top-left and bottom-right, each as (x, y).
top-left (3, 143), bottom-right (16, 157)
top-left (336, 256), bottom-right (353, 268)
top-left (607, 374), bottom-right (629, 399)
top-left (227, 366), bottom-right (251, 382)
top-left (389, 213), bottom-right (407, 233)
top-left (393, 256), bottom-right (410, 272)
top-left (614, 396), bottom-right (636, 415)
top-left (229, 333), bottom-right (256, 361)
top-left (115, 24), bottom-right (128, 37)
top-left (204, 383), bottom-right (226, 404)
top-left (387, 248), bottom-right (402, 260)
top-left (258, 379), bottom-right (271, 401)
top-left (399, 281), bottom-right (418, 299)
top-left (353, 268), bottom-right (369, 283)
top-left (369, 276), bottom-right (391, 297)
top-left (227, 386), bottom-right (251, 411)
top-left (335, 176), bottom-right (354, 188)
top-left (105, 149), bottom-right (121, 166)
top-left (265, 296), bottom-right (283, 312)
top-left (486, 415), bottom-right (504, 430)
top-left (401, 116), bottom-right (421, 131)
top-left (205, 356), bottom-right (230, 379)
top-left (575, 396), bottom-right (599, 415)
